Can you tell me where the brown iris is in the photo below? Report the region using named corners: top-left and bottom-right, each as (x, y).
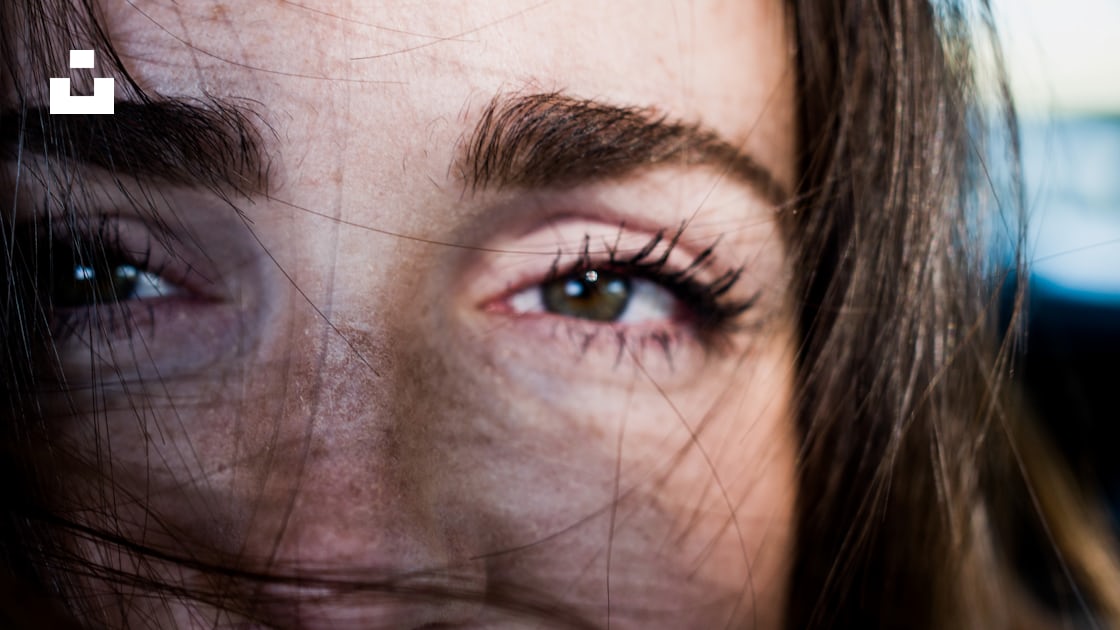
top-left (542, 269), bottom-right (632, 322)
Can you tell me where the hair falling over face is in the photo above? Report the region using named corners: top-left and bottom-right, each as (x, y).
top-left (0, 1), bottom-right (1119, 629)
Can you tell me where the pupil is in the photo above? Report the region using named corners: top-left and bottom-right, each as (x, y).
top-left (544, 269), bottom-right (631, 322)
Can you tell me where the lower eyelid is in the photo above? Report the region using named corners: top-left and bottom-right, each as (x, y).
top-left (484, 312), bottom-right (695, 377)
top-left (43, 293), bottom-right (251, 381)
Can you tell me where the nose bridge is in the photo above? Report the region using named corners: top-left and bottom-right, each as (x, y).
top-left (237, 318), bottom-right (489, 625)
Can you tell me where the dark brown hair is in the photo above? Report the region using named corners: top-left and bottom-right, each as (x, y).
top-left (787, 1), bottom-right (1120, 626)
top-left (1, 1), bottom-right (1117, 628)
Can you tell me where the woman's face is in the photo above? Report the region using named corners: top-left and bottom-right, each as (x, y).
top-left (31, 1), bottom-right (798, 627)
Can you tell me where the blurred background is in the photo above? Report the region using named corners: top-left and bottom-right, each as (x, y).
top-left (988, 0), bottom-right (1120, 544)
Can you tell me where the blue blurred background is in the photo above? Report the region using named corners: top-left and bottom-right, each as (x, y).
top-left (990, 0), bottom-right (1120, 530)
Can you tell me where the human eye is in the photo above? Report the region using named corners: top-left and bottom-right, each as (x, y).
top-left (16, 220), bottom-right (186, 339)
top-left (477, 224), bottom-right (760, 371)
top-left (506, 229), bottom-right (753, 330)
top-left (510, 267), bottom-right (677, 324)
top-left (41, 234), bottom-right (181, 309)
top-left (8, 211), bottom-right (254, 380)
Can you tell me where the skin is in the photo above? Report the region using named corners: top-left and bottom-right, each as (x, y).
top-left (31, 1), bottom-right (799, 628)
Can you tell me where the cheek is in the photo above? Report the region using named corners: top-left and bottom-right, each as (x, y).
top-left (483, 335), bottom-right (798, 625)
top-left (441, 300), bottom-right (799, 623)
top-left (38, 207), bottom-right (798, 628)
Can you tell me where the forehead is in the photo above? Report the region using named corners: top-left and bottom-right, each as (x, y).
top-left (101, 0), bottom-right (795, 185)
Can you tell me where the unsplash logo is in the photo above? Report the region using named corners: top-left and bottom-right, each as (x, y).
top-left (50, 49), bottom-right (115, 115)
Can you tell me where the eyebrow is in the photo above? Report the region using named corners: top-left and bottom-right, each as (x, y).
top-left (0, 99), bottom-right (267, 196)
top-left (1, 93), bottom-right (786, 205)
top-left (457, 92), bottom-right (789, 204)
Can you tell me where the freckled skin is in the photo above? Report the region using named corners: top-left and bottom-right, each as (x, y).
top-left (50, 1), bottom-right (799, 628)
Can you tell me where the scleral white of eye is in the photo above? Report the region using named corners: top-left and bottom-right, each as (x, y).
top-left (130, 269), bottom-right (179, 300)
top-left (508, 283), bottom-right (545, 314)
top-left (615, 278), bottom-right (675, 324)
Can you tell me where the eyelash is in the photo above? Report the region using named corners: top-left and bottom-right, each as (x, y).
top-left (527, 226), bottom-right (757, 350)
